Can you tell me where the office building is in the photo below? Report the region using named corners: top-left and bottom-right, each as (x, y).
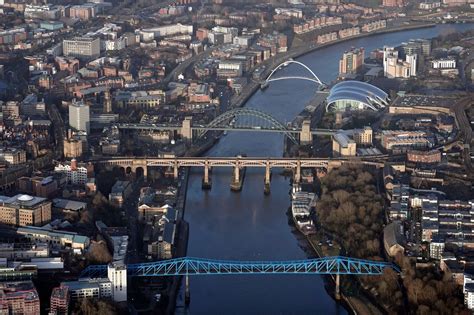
top-left (0, 194), bottom-right (51, 227)
top-left (339, 47), bottom-right (365, 75)
top-left (63, 37), bottom-right (100, 60)
top-left (0, 281), bottom-right (40, 315)
top-left (61, 279), bottom-right (112, 300)
top-left (332, 133), bottom-right (356, 157)
top-left (383, 46), bottom-right (416, 78)
top-left (68, 101), bottom-right (90, 133)
top-left (353, 127), bottom-right (373, 145)
top-left (0, 148), bottom-right (26, 165)
top-left (61, 263), bottom-right (127, 302)
top-left (54, 159), bottom-right (93, 185)
top-left (17, 226), bottom-right (90, 251)
top-left (406, 54), bottom-right (417, 77)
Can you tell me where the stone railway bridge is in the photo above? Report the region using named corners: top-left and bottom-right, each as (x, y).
top-left (92, 156), bottom-right (385, 186)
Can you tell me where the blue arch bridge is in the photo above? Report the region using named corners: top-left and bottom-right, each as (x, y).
top-left (80, 256), bottom-right (399, 278)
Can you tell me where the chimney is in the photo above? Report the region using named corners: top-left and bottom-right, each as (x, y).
top-left (71, 158), bottom-right (77, 171)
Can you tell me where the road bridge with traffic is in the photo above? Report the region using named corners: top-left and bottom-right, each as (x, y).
top-left (116, 108), bottom-right (338, 145)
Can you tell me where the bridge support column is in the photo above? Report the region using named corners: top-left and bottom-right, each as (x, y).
top-left (300, 119), bottom-right (313, 145)
top-left (173, 161), bottom-right (179, 179)
top-left (230, 162), bottom-right (243, 191)
top-left (202, 161), bottom-right (211, 189)
top-left (233, 166), bottom-right (240, 183)
top-left (294, 160), bottom-right (301, 184)
top-left (264, 161), bottom-right (271, 195)
top-left (335, 274), bottom-right (341, 300)
top-left (181, 116), bottom-right (193, 143)
top-left (185, 274), bottom-right (190, 305)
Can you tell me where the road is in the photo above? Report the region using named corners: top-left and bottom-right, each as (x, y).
top-left (162, 48), bottom-right (216, 86)
top-left (47, 102), bottom-right (65, 160)
top-left (124, 178), bottom-right (144, 264)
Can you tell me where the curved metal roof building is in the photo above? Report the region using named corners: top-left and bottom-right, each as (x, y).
top-left (326, 81), bottom-right (389, 111)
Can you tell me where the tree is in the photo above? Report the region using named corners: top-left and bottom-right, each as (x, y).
top-left (85, 240), bottom-right (112, 264)
top-left (73, 298), bottom-right (119, 315)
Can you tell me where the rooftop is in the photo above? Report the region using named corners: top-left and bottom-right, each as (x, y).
top-left (391, 95), bottom-right (457, 108)
top-left (111, 181), bottom-right (130, 194)
top-left (0, 194), bottom-right (48, 209)
top-left (52, 198), bottom-right (87, 212)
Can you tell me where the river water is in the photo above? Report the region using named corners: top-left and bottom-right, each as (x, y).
top-left (183, 23), bottom-right (473, 314)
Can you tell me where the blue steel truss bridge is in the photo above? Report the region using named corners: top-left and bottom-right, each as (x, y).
top-left (80, 256), bottom-right (399, 279)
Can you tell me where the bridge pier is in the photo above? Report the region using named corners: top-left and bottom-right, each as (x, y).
top-left (173, 161), bottom-right (179, 179)
top-left (181, 116), bottom-right (193, 142)
top-left (300, 119), bottom-right (313, 145)
top-left (233, 165), bottom-right (240, 182)
top-left (185, 274), bottom-right (190, 305)
top-left (230, 163), bottom-right (243, 191)
top-left (202, 161), bottom-right (211, 189)
top-left (335, 274), bottom-right (341, 300)
top-left (264, 161), bottom-right (271, 195)
top-left (294, 161), bottom-right (301, 184)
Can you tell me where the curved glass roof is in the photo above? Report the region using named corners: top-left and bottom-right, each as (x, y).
top-left (327, 81), bottom-right (389, 111)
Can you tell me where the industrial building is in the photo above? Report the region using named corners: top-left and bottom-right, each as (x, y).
top-left (0, 194), bottom-right (51, 227)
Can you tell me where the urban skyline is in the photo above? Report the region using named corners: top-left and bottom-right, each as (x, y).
top-left (0, 0), bottom-right (473, 314)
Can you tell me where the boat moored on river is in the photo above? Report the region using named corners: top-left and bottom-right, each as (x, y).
top-left (291, 184), bottom-right (317, 235)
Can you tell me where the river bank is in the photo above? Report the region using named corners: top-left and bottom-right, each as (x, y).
top-left (177, 23), bottom-right (474, 313)
top-left (228, 21), bottom-right (437, 110)
top-left (166, 168), bottom-right (190, 314)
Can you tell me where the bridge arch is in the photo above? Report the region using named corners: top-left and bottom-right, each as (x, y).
top-left (265, 60), bottom-right (325, 86)
top-left (199, 108), bottom-right (298, 144)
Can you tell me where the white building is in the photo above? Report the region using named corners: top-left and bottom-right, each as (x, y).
top-left (63, 37), bottom-right (100, 60)
top-left (105, 37), bottom-right (127, 51)
top-left (61, 279), bottom-right (112, 300)
top-left (431, 58), bottom-right (456, 69)
top-left (63, 263), bottom-right (126, 302)
top-left (69, 101), bottom-right (90, 133)
top-left (233, 36), bottom-right (253, 47)
top-left (107, 262), bottom-right (127, 302)
top-left (419, 1), bottom-right (441, 9)
top-left (406, 54), bottom-right (417, 77)
top-left (140, 24), bottom-right (193, 38)
top-left (383, 46), bottom-right (398, 76)
top-left (54, 159), bottom-right (89, 185)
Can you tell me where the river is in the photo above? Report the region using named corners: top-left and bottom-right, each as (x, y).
top-left (182, 23), bottom-right (474, 314)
